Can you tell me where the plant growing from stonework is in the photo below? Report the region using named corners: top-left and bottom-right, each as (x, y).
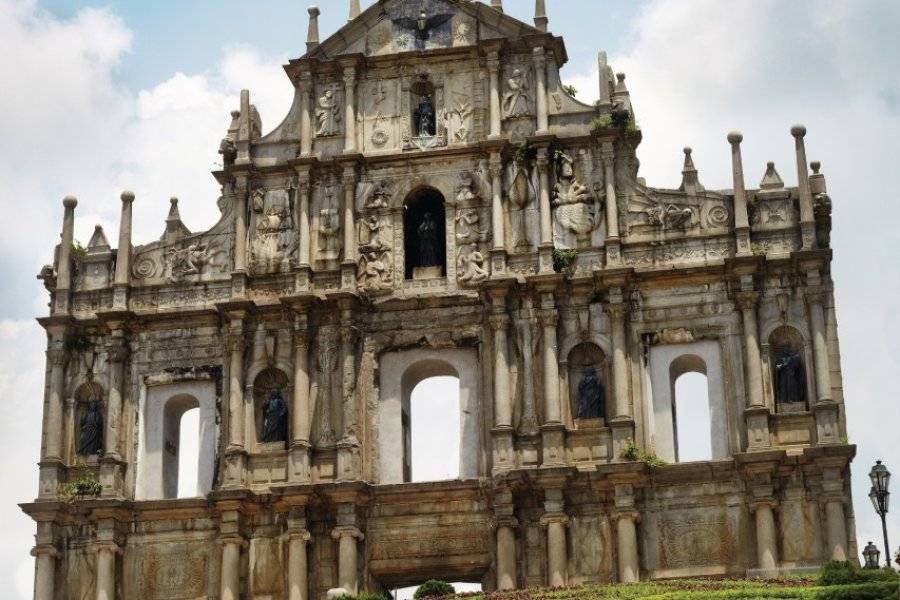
top-left (562, 84), bottom-right (578, 97)
top-left (514, 141), bottom-right (536, 164)
top-left (620, 439), bottom-right (667, 468)
top-left (72, 240), bottom-right (88, 264)
top-left (624, 117), bottom-right (640, 136)
top-left (64, 332), bottom-right (93, 354)
top-left (590, 115), bottom-right (613, 135)
top-left (552, 249), bottom-right (578, 274)
top-left (58, 470), bottom-right (103, 504)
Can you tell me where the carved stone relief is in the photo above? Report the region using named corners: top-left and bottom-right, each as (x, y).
top-left (552, 152), bottom-right (600, 249)
top-left (503, 67), bottom-right (531, 118)
top-left (357, 216), bottom-right (394, 292)
top-left (315, 85), bottom-right (342, 137)
top-left (249, 188), bottom-right (297, 275)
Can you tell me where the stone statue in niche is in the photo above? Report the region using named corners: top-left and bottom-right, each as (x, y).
top-left (457, 249), bottom-right (488, 286)
top-left (575, 368), bottom-right (605, 420)
top-left (250, 189), bottom-right (296, 274)
top-left (417, 211), bottom-right (440, 266)
top-left (503, 69), bottom-right (530, 117)
top-left (316, 88), bottom-right (341, 137)
top-left (260, 390), bottom-right (288, 443)
top-left (415, 95), bottom-right (437, 137)
top-left (774, 345), bottom-right (806, 405)
top-left (78, 399), bottom-right (104, 456)
top-left (552, 152), bottom-right (600, 249)
top-left (318, 207), bottom-right (341, 261)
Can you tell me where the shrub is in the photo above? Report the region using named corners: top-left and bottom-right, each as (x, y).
top-left (562, 84), bottom-right (578, 97)
top-left (414, 580), bottom-right (456, 599)
top-left (814, 582), bottom-right (900, 600)
top-left (58, 472), bottom-right (103, 504)
top-left (552, 249), bottom-right (578, 274)
top-left (819, 561), bottom-right (899, 586)
top-left (620, 439), bottom-right (667, 468)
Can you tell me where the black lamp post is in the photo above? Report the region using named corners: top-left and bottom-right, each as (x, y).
top-left (868, 460), bottom-right (891, 567)
top-left (863, 541), bottom-right (881, 569)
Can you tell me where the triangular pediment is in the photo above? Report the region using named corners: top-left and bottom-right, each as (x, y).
top-left (308, 0), bottom-right (545, 60)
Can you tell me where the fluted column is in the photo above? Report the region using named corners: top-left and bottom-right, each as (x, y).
top-left (287, 530), bottom-right (311, 600)
top-left (112, 191), bottom-right (134, 309)
top-left (534, 47), bottom-right (549, 134)
top-left (516, 303), bottom-right (538, 433)
top-left (489, 154), bottom-right (505, 251)
top-left (806, 288), bottom-right (838, 443)
top-left (495, 517), bottom-right (518, 591)
top-left (332, 526), bottom-right (364, 594)
top-left (44, 342), bottom-right (67, 463)
top-left (601, 144), bottom-right (621, 264)
top-left (233, 179), bottom-right (248, 277)
top-left (728, 132), bottom-right (752, 255)
top-left (343, 66), bottom-right (357, 153)
top-left (536, 147), bottom-right (552, 250)
top-left (753, 500), bottom-right (778, 571)
top-left (224, 317), bottom-right (247, 487)
top-left (487, 52), bottom-right (502, 138)
top-left (296, 171), bottom-right (312, 266)
top-left (490, 314), bottom-right (512, 428)
top-left (337, 308), bottom-right (360, 481)
top-left (342, 167), bottom-right (357, 263)
top-left (54, 196), bottom-right (77, 314)
top-left (31, 546), bottom-right (56, 600)
top-left (540, 310), bottom-right (561, 425)
top-left (290, 315), bottom-right (311, 482)
top-left (299, 73), bottom-right (314, 157)
top-left (220, 537), bottom-right (242, 600)
top-left (607, 303), bottom-right (630, 419)
top-left (616, 512), bottom-right (640, 583)
top-left (792, 125), bottom-right (816, 250)
top-left (104, 332), bottom-right (127, 461)
top-left (540, 514), bottom-right (568, 587)
top-left (736, 292), bottom-right (770, 450)
top-left (94, 544), bottom-right (118, 600)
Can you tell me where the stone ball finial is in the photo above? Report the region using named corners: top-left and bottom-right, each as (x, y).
top-left (683, 147), bottom-right (692, 156)
top-left (727, 131), bottom-right (743, 144)
top-left (308, 6), bottom-right (320, 16)
top-left (791, 124), bottom-right (807, 138)
top-left (63, 195), bottom-right (78, 208)
top-left (230, 110), bottom-right (240, 118)
top-left (810, 161), bottom-right (821, 174)
top-left (170, 197), bottom-right (179, 206)
top-left (767, 161), bottom-right (775, 168)
top-left (616, 72), bottom-right (626, 83)
top-left (121, 190), bottom-right (135, 203)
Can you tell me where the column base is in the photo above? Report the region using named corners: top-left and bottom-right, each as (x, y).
top-left (538, 244), bottom-right (554, 274)
top-left (37, 460), bottom-right (64, 501)
top-left (744, 405), bottom-right (772, 451)
top-left (491, 426), bottom-right (515, 474)
top-left (222, 448), bottom-right (248, 488)
top-left (801, 221), bottom-right (817, 251)
top-left (813, 401), bottom-right (840, 444)
top-left (336, 437), bottom-right (361, 482)
top-left (289, 440), bottom-right (312, 483)
top-left (340, 261), bottom-right (357, 291)
top-left (540, 423), bottom-right (566, 467)
top-left (605, 238), bottom-right (622, 266)
top-left (99, 455), bottom-right (127, 499)
top-left (112, 284), bottom-right (128, 311)
top-left (490, 248), bottom-right (507, 276)
top-left (609, 418), bottom-right (635, 462)
top-left (735, 228), bottom-right (752, 257)
top-left (231, 271), bottom-right (247, 298)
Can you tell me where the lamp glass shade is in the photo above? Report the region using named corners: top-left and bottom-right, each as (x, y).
top-left (862, 541), bottom-right (880, 569)
top-left (869, 461), bottom-right (890, 494)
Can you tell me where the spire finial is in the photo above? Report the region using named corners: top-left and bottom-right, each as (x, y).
top-left (306, 6), bottom-right (321, 53)
top-left (534, 0), bottom-right (548, 32)
top-left (491, 0), bottom-right (504, 13)
top-left (348, 0), bottom-right (360, 21)
top-left (679, 147), bottom-right (704, 194)
top-left (760, 161), bottom-right (784, 190)
top-left (161, 197), bottom-right (191, 243)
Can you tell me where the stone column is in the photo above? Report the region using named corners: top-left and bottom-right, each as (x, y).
top-left (616, 512), bottom-right (640, 583)
top-left (736, 292), bottom-right (771, 450)
top-left (337, 307), bottom-right (360, 481)
top-left (540, 309), bottom-right (561, 425)
top-left (534, 47), bottom-right (549, 134)
top-left (487, 52), bottom-right (502, 138)
top-left (792, 125), bottom-right (816, 250)
top-left (112, 191), bottom-right (135, 309)
top-left (233, 179), bottom-right (248, 274)
top-left (299, 72), bottom-right (314, 156)
top-left (753, 500), bottom-right (778, 571)
top-left (607, 303), bottom-right (630, 419)
top-left (541, 514), bottom-right (569, 587)
top-left (343, 66), bottom-right (357, 153)
top-left (490, 153), bottom-right (505, 251)
top-left (54, 196), bottom-right (77, 314)
top-left (806, 288), bottom-right (838, 443)
top-left (100, 327), bottom-right (128, 497)
top-left (287, 530), bottom-right (311, 600)
top-left (601, 143), bottom-right (621, 264)
top-left (224, 318), bottom-right (247, 486)
top-left (94, 543), bottom-right (118, 600)
top-left (536, 147), bottom-right (553, 272)
top-left (296, 170), bottom-right (312, 267)
top-left (490, 313), bottom-right (512, 428)
top-left (824, 497), bottom-right (848, 561)
top-left (516, 302), bottom-right (538, 433)
top-left (495, 517), bottom-right (518, 591)
top-left (31, 546), bottom-right (56, 600)
top-left (44, 341), bottom-right (67, 463)
top-left (728, 132), bottom-right (752, 256)
top-left (290, 314), bottom-right (311, 482)
top-left (220, 537), bottom-right (242, 600)
top-left (332, 526), bottom-right (364, 595)
top-left (342, 166), bottom-right (357, 265)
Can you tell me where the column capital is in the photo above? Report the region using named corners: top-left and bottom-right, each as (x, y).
top-left (734, 291), bottom-right (760, 311)
top-left (804, 287), bottom-right (828, 306)
top-left (601, 144), bottom-right (616, 165)
top-left (486, 52), bottom-right (501, 72)
top-left (750, 498), bottom-right (779, 512)
top-left (489, 313), bottom-right (510, 331)
top-left (225, 332), bottom-right (246, 353)
top-left (613, 509), bottom-right (641, 523)
top-left (342, 66), bottom-right (357, 84)
top-left (532, 46), bottom-right (546, 66)
top-left (47, 347), bottom-right (68, 367)
top-left (106, 340), bottom-right (129, 364)
top-left (92, 541), bottom-right (123, 556)
top-left (536, 147), bottom-right (550, 168)
top-left (604, 302), bottom-right (628, 321)
top-left (31, 545), bottom-right (58, 558)
top-left (285, 530), bottom-right (312, 543)
top-left (493, 515), bottom-right (519, 530)
top-left (218, 534), bottom-right (247, 548)
top-left (331, 525), bottom-right (364, 541)
top-left (298, 70), bottom-right (314, 91)
top-left (538, 310), bottom-right (559, 328)
top-left (539, 513), bottom-right (570, 528)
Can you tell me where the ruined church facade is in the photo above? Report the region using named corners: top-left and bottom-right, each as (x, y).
top-left (24, 1), bottom-right (857, 599)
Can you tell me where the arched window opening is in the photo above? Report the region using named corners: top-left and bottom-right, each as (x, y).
top-left (567, 342), bottom-right (609, 425)
top-left (404, 188), bottom-right (447, 280)
top-left (408, 376), bottom-right (461, 482)
top-left (670, 356), bottom-right (713, 463)
top-left (769, 326), bottom-right (808, 412)
top-left (253, 368), bottom-right (291, 449)
top-left (177, 407), bottom-right (200, 498)
top-left (162, 394), bottom-right (200, 499)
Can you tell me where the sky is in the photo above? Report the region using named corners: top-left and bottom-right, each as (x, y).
top-left (0, 0), bottom-right (898, 596)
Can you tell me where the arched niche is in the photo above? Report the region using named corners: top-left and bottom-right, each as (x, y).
top-left (253, 367), bottom-right (291, 449)
top-left (768, 326), bottom-right (809, 412)
top-left (73, 381), bottom-right (104, 459)
top-left (378, 348), bottom-right (481, 484)
top-left (404, 187), bottom-right (447, 280)
top-left (567, 342), bottom-right (610, 427)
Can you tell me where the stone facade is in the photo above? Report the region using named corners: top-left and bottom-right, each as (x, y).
top-left (23, 1), bottom-right (857, 598)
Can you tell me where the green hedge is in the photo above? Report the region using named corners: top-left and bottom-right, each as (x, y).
top-left (414, 580), bottom-right (456, 599)
top-left (814, 582), bottom-right (900, 600)
top-left (819, 561), bottom-right (900, 586)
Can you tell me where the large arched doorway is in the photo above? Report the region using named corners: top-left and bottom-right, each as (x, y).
top-left (404, 187), bottom-right (447, 280)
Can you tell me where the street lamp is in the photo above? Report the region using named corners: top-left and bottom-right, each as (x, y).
top-left (868, 460), bottom-right (891, 567)
top-left (862, 541), bottom-right (881, 569)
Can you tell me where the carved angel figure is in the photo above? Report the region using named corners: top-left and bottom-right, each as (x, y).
top-left (366, 181), bottom-right (391, 209)
top-left (647, 203), bottom-right (693, 230)
top-left (456, 174), bottom-right (478, 205)
top-left (457, 249), bottom-right (489, 286)
top-left (455, 209), bottom-right (488, 245)
top-left (316, 89), bottom-right (341, 136)
top-left (166, 242), bottom-right (209, 282)
top-left (503, 69), bottom-right (530, 118)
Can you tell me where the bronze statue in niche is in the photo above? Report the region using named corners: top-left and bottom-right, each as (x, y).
top-left (78, 399), bottom-right (104, 456)
top-left (575, 367), bottom-right (606, 420)
top-left (260, 389), bottom-right (289, 443)
top-left (415, 95), bottom-right (437, 137)
top-left (773, 344), bottom-right (807, 405)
